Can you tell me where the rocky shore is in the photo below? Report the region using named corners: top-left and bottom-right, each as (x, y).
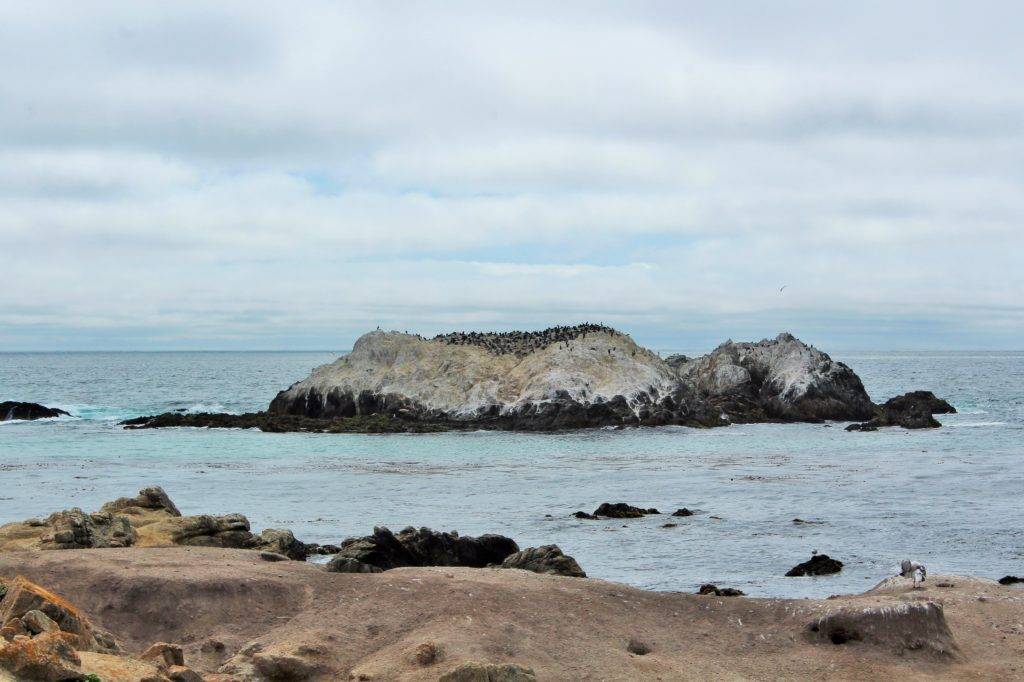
top-left (121, 326), bottom-right (955, 433)
top-left (3, 549), bottom-right (1022, 680)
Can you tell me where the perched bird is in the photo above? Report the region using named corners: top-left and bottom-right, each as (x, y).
top-left (900, 560), bottom-right (927, 588)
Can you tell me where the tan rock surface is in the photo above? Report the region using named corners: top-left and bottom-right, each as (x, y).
top-left (2, 548), bottom-right (1023, 680)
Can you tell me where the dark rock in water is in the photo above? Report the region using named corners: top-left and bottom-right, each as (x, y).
top-left (698, 584), bottom-right (745, 596)
top-left (500, 545), bottom-right (586, 578)
top-left (326, 526), bottom-right (519, 572)
top-left (0, 401), bottom-right (70, 421)
top-left (572, 511), bottom-right (599, 520)
top-left (998, 576), bottom-right (1023, 585)
top-left (786, 554), bottom-right (843, 577)
top-left (593, 502), bottom-right (659, 518)
top-left (671, 508), bottom-right (694, 517)
top-left (661, 523), bottom-right (677, 528)
top-left (846, 390), bottom-right (956, 431)
top-left (120, 411), bottom-right (453, 433)
top-left (792, 518), bottom-right (825, 525)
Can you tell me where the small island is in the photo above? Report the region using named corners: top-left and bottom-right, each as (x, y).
top-left (123, 326), bottom-right (954, 433)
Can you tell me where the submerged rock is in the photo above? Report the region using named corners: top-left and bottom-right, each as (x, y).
top-left (0, 401), bottom-right (69, 421)
top-left (671, 508), bottom-right (695, 517)
top-left (500, 545), bottom-right (586, 578)
top-left (593, 502), bottom-right (659, 518)
top-left (327, 526), bottom-right (519, 572)
top-left (998, 576), bottom-right (1023, 586)
top-left (786, 554), bottom-right (844, 577)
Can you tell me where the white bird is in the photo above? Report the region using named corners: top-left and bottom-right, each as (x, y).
top-left (900, 560), bottom-right (927, 588)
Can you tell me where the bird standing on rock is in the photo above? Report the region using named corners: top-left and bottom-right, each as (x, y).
top-left (900, 560), bottom-right (927, 588)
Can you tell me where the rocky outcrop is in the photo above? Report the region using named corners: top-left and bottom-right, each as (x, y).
top-left (786, 554), bottom-right (844, 577)
top-left (697, 584), bottom-right (745, 597)
top-left (122, 326), bottom-right (954, 433)
top-left (439, 662), bottom-right (538, 681)
top-left (592, 502), bottom-right (659, 518)
top-left (326, 526), bottom-right (519, 572)
top-left (673, 333), bottom-right (876, 422)
top-left (0, 487), bottom-right (311, 559)
top-left (846, 390), bottom-right (957, 431)
top-left (807, 602), bottom-right (959, 657)
top-left (0, 402), bottom-right (69, 421)
top-left (500, 545), bottom-right (586, 578)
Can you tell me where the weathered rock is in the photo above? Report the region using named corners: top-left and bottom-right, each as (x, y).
top-left (439, 661), bottom-right (538, 682)
top-left (674, 333), bottom-right (876, 422)
top-left (0, 402), bottom-right (69, 421)
top-left (846, 390), bottom-right (957, 431)
top-left (593, 502), bottom-right (659, 518)
top-left (807, 601), bottom-right (959, 656)
top-left (324, 557), bottom-right (383, 574)
top-left (500, 545), bottom-right (586, 578)
top-left (253, 529), bottom-right (310, 561)
top-left (166, 664), bottom-right (204, 682)
top-left (21, 611), bottom-right (59, 636)
top-left (671, 508), bottom-right (694, 517)
top-left (259, 551), bottom-right (289, 562)
top-left (99, 486), bottom-right (181, 518)
top-left (698, 584), bottom-right (745, 597)
top-left (0, 577), bottom-right (94, 651)
top-left (0, 631), bottom-right (82, 681)
top-left (252, 651), bottom-right (319, 680)
top-left (571, 511), bottom-right (598, 520)
top-left (140, 642), bottom-right (185, 667)
top-left (329, 526), bottom-right (519, 572)
top-left (786, 554), bottom-right (843, 577)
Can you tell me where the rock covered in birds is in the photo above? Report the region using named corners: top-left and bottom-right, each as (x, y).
top-left (0, 401), bottom-right (70, 421)
top-left (786, 554), bottom-right (844, 576)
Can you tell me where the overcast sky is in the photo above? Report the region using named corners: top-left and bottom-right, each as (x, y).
top-left (2, 2), bottom-right (1022, 351)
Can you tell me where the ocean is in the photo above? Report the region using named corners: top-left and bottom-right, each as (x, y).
top-left (1, 349), bottom-right (1021, 598)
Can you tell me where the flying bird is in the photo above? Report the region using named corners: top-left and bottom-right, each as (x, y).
top-left (900, 560), bottom-right (927, 588)
top-left (779, 285), bottom-right (788, 293)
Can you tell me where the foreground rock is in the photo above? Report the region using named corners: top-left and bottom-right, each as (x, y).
top-left (326, 526), bottom-right (519, 573)
top-left (786, 554), bottom-right (844, 577)
top-left (0, 401), bottom-right (69, 421)
top-left (846, 390), bottom-right (958, 431)
top-left (500, 545), bottom-right (586, 578)
top-left (807, 601), bottom-right (959, 657)
top-left (0, 486), bottom-right (311, 559)
top-left (3, 548), bottom-right (1020, 680)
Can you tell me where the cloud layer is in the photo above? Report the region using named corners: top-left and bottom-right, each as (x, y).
top-left (3, 1), bottom-right (1022, 350)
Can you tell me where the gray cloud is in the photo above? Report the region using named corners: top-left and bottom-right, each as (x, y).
top-left (1, 1), bottom-right (1022, 349)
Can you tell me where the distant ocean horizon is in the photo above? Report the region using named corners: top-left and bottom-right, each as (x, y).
top-left (2, 349), bottom-right (1022, 598)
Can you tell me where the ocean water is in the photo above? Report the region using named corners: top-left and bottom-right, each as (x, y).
top-left (1, 350), bottom-right (1021, 598)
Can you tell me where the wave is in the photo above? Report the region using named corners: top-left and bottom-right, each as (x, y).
top-left (949, 421), bottom-right (1005, 428)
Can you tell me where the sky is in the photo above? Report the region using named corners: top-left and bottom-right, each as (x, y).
top-left (2, 1), bottom-right (1023, 351)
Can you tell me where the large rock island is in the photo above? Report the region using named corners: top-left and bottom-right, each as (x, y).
top-left (125, 325), bottom-right (952, 432)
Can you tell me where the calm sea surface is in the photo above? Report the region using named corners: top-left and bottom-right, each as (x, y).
top-left (1, 350), bottom-right (1021, 598)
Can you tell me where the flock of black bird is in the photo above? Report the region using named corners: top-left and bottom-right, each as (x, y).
top-left (433, 323), bottom-right (619, 357)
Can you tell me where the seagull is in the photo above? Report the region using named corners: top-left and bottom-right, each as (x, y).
top-left (900, 560), bottom-right (927, 588)
top-left (779, 285), bottom-right (788, 293)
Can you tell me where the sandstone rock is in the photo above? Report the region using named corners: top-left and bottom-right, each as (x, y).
top-left (252, 651), bottom-right (318, 680)
top-left (438, 661), bottom-right (537, 682)
top-left (0, 402), bottom-right (69, 421)
top-left (254, 528), bottom-right (310, 561)
top-left (593, 502), bottom-right (659, 518)
top-left (99, 486), bottom-right (181, 518)
top-left (329, 526), bottom-right (519, 572)
top-left (21, 611), bottom-right (58, 636)
top-left (140, 642), bottom-right (184, 667)
top-left (807, 601), bottom-right (959, 656)
top-left (166, 664), bottom-right (204, 681)
top-left (786, 554), bottom-right (843, 577)
top-left (44, 510), bottom-right (137, 550)
top-left (0, 577), bottom-right (94, 651)
top-left (500, 545), bottom-right (586, 578)
top-left (0, 630), bottom-right (82, 681)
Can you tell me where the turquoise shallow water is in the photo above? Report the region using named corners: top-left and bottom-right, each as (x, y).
top-left (1, 350), bottom-right (1022, 598)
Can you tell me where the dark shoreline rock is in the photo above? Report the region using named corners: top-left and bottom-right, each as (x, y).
top-left (0, 401), bottom-right (70, 421)
top-left (500, 545), bottom-right (586, 578)
top-left (846, 390), bottom-right (956, 431)
top-left (786, 554), bottom-right (843, 577)
top-left (326, 526), bottom-right (519, 572)
top-left (998, 576), bottom-right (1023, 586)
top-left (698, 584), bottom-right (745, 596)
